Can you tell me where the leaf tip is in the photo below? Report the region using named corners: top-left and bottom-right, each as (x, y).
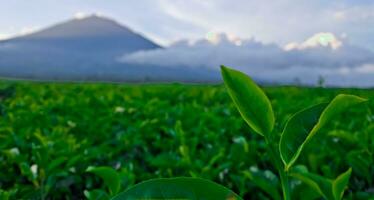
top-left (336, 94), bottom-right (368, 102)
top-left (220, 65), bottom-right (231, 76)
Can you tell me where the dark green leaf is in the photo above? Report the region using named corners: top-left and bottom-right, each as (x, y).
top-left (291, 167), bottom-right (352, 200)
top-left (347, 151), bottom-right (372, 182)
top-left (0, 190), bottom-right (10, 200)
top-left (84, 189), bottom-right (110, 200)
top-left (290, 169), bottom-right (333, 200)
top-left (86, 166), bottom-right (121, 195)
top-left (112, 177), bottom-right (242, 200)
top-left (291, 181), bottom-right (321, 200)
top-left (243, 167), bottom-right (281, 200)
top-left (221, 66), bottom-right (274, 137)
top-left (279, 103), bottom-right (327, 170)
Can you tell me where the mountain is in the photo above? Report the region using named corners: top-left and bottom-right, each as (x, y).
top-left (0, 15), bottom-right (218, 82)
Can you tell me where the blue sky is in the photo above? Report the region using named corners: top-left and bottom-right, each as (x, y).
top-left (0, 0), bottom-right (374, 49)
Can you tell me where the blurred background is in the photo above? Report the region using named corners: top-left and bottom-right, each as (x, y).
top-left (0, 0), bottom-right (373, 87)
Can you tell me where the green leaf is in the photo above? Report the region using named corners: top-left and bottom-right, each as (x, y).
top-left (280, 94), bottom-right (367, 169)
top-left (290, 167), bottom-right (333, 200)
top-left (111, 177), bottom-right (242, 200)
top-left (291, 182), bottom-right (321, 200)
top-left (84, 189), bottom-right (110, 200)
top-left (243, 167), bottom-right (281, 200)
top-left (332, 168), bottom-right (352, 200)
top-left (318, 94), bottom-right (367, 128)
top-left (279, 103), bottom-right (327, 169)
top-left (86, 166), bottom-right (121, 195)
top-left (290, 167), bottom-right (352, 200)
top-left (290, 166), bottom-right (322, 200)
top-left (220, 66), bottom-right (274, 137)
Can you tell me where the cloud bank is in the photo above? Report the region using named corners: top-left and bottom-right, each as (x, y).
top-left (120, 32), bottom-right (374, 87)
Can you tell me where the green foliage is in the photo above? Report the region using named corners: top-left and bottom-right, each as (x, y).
top-left (221, 65), bottom-right (274, 136)
top-left (0, 75), bottom-right (372, 199)
top-left (112, 177), bottom-right (242, 200)
top-left (242, 167), bottom-right (281, 200)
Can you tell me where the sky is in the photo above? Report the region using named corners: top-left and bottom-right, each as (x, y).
top-left (0, 0), bottom-right (374, 50)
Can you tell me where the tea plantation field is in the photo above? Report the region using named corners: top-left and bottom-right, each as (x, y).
top-left (0, 82), bottom-right (373, 199)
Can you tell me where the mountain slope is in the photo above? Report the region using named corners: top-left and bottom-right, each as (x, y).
top-left (25, 15), bottom-right (140, 38)
top-left (0, 15), bottom-right (160, 59)
top-left (0, 15), bottom-right (221, 82)
top-left (1, 15), bottom-right (207, 82)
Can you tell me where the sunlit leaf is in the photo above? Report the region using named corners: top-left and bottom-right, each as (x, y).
top-left (279, 103), bottom-right (327, 169)
top-left (280, 94), bottom-right (367, 169)
top-left (221, 65), bottom-right (274, 137)
top-left (332, 168), bottom-right (352, 200)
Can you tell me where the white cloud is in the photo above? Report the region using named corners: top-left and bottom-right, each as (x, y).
top-left (146, 0), bottom-right (374, 51)
top-left (0, 33), bottom-right (10, 40)
top-left (74, 12), bottom-right (89, 19)
top-left (0, 26), bottom-right (40, 41)
top-left (20, 26), bottom-right (39, 35)
top-left (284, 32), bottom-right (343, 50)
top-left (155, 1), bottom-right (345, 45)
top-left (120, 32), bottom-right (374, 87)
top-left (73, 11), bottom-right (104, 20)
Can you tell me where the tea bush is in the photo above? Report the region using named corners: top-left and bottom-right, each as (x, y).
top-left (0, 78), bottom-right (373, 199)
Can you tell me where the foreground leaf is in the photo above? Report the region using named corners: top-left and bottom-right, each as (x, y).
top-left (112, 177), bottom-right (242, 200)
top-left (279, 103), bottom-right (327, 169)
top-left (221, 65), bottom-right (274, 137)
top-left (280, 94), bottom-right (367, 169)
top-left (86, 166), bottom-right (121, 195)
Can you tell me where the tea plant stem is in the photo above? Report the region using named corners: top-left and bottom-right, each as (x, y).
top-left (279, 169), bottom-right (290, 200)
top-left (265, 138), bottom-right (290, 200)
